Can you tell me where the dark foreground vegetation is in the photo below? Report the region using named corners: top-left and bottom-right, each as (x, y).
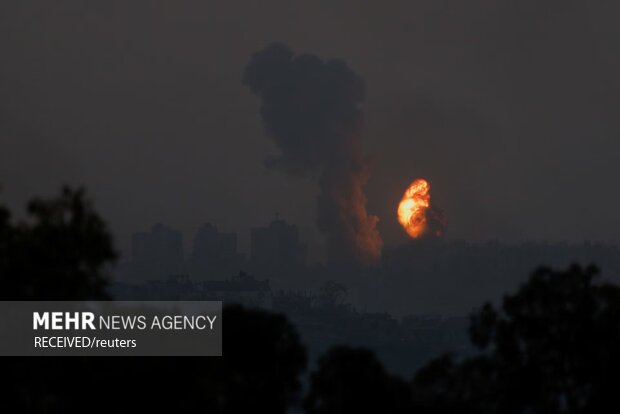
top-left (2, 188), bottom-right (620, 413)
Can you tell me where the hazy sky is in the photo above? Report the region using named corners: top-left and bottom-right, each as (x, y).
top-left (1, 0), bottom-right (619, 260)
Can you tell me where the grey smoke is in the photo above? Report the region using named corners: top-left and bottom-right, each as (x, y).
top-left (243, 43), bottom-right (383, 264)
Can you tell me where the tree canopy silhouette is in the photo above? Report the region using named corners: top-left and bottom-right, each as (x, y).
top-left (412, 264), bottom-right (620, 414)
top-left (0, 186), bottom-right (116, 300)
top-left (207, 304), bottom-right (307, 413)
top-left (304, 346), bottom-right (412, 414)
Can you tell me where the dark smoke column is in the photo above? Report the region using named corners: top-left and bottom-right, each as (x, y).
top-left (243, 43), bottom-right (383, 265)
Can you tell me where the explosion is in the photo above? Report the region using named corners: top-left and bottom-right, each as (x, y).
top-left (397, 178), bottom-right (432, 238)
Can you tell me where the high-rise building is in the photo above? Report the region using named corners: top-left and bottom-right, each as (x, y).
top-left (188, 223), bottom-right (240, 278)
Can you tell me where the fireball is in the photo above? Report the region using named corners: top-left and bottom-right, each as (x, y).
top-left (397, 178), bottom-right (431, 238)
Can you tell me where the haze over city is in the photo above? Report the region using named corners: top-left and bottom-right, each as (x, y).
top-left (2, 1), bottom-right (620, 263)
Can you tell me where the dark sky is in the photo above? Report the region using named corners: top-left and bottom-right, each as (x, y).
top-left (1, 0), bottom-right (619, 260)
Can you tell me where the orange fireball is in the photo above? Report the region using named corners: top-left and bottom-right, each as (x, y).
top-left (397, 178), bottom-right (431, 238)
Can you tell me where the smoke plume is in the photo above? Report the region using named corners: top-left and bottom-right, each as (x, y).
top-left (243, 43), bottom-right (383, 265)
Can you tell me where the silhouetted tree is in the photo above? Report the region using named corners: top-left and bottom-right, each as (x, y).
top-left (207, 305), bottom-right (307, 413)
top-left (304, 346), bottom-right (413, 414)
top-left (63, 305), bottom-right (307, 414)
top-left (412, 264), bottom-right (620, 414)
top-left (411, 354), bottom-right (495, 414)
top-left (0, 186), bottom-right (117, 300)
top-left (1, 187), bottom-right (117, 411)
